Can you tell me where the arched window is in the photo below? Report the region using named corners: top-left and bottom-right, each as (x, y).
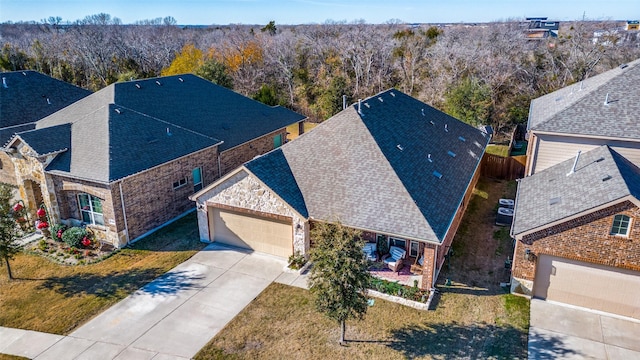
top-left (610, 214), bottom-right (631, 236)
top-left (78, 193), bottom-right (104, 225)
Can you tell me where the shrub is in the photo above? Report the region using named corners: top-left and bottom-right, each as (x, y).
top-left (61, 227), bottom-right (87, 248)
top-left (51, 224), bottom-right (67, 241)
top-left (288, 251), bottom-right (307, 270)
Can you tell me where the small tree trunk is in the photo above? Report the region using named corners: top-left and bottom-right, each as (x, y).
top-left (340, 319), bottom-right (346, 345)
top-left (4, 256), bottom-right (13, 280)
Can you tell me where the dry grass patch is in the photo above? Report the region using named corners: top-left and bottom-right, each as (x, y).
top-left (195, 283), bottom-right (528, 359)
top-left (0, 212), bottom-right (205, 334)
top-left (286, 122), bottom-right (318, 141)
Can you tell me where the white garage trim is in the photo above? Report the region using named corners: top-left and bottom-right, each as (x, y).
top-left (208, 204), bottom-right (293, 258)
top-left (534, 255), bottom-right (640, 319)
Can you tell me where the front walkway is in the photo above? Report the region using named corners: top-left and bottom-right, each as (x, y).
top-left (0, 243), bottom-right (309, 359)
top-left (528, 299), bottom-right (640, 359)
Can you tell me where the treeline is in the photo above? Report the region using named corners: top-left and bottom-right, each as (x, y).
top-left (2, 14), bottom-right (639, 132)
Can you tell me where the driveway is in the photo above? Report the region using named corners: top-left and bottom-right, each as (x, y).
top-left (0, 243), bottom-right (308, 360)
top-left (528, 299), bottom-right (640, 359)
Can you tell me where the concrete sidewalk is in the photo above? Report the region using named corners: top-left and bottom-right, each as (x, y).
top-left (1, 243), bottom-right (309, 359)
top-left (528, 299), bottom-right (640, 359)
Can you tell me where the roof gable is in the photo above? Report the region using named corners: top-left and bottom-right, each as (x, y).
top-left (512, 146), bottom-right (640, 236)
top-left (528, 58), bottom-right (640, 140)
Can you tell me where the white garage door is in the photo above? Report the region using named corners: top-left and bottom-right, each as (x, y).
top-left (210, 207), bottom-right (293, 258)
top-left (534, 255), bottom-right (640, 319)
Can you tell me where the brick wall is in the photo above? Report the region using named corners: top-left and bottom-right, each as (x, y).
top-left (218, 128), bottom-right (287, 176)
top-left (420, 244), bottom-right (437, 289)
top-left (512, 201), bottom-right (640, 281)
top-left (113, 145), bottom-right (220, 243)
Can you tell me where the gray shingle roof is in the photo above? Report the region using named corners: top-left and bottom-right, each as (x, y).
top-left (0, 70), bottom-right (91, 145)
top-left (17, 74), bottom-right (305, 183)
top-left (512, 146), bottom-right (640, 235)
top-left (245, 89), bottom-right (489, 243)
top-left (528, 58), bottom-right (640, 140)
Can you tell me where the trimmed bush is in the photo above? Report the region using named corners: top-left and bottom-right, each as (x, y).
top-left (62, 227), bottom-right (87, 248)
top-left (51, 224), bottom-right (67, 241)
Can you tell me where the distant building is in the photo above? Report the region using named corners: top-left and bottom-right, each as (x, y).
top-left (524, 17), bottom-right (559, 39)
top-left (626, 20), bottom-right (639, 31)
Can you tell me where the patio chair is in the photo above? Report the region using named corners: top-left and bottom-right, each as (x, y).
top-left (383, 246), bottom-right (406, 272)
top-left (362, 242), bottom-right (377, 261)
top-left (410, 255), bottom-right (424, 274)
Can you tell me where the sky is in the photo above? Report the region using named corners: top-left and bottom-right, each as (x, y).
top-left (1, 0), bottom-right (638, 25)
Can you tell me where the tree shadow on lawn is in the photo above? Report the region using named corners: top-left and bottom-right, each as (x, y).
top-left (387, 322), bottom-right (574, 359)
top-left (38, 268), bottom-right (204, 300)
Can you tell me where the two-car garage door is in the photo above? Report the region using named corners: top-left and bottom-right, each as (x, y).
top-left (534, 255), bottom-right (640, 319)
top-left (210, 207), bottom-right (293, 258)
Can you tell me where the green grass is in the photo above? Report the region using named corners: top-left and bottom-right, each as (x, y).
top-left (486, 145), bottom-right (509, 157)
top-left (0, 212), bottom-right (206, 334)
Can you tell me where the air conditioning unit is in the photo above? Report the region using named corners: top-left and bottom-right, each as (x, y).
top-left (499, 198), bottom-right (515, 209)
top-left (496, 207), bottom-right (514, 226)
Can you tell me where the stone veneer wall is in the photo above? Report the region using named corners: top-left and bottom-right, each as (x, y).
top-left (0, 152), bottom-right (17, 186)
top-left (195, 170), bottom-right (308, 255)
top-left (218, 129), bottom-right (287, 176)
top-left (511, 201), bottom-right (640, 295)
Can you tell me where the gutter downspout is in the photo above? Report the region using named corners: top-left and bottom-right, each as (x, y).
top-left (119, 181), bottom-right (130, 244)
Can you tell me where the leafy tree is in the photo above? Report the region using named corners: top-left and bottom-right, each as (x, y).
top-left (315, 76), bottom-right (348, 120)
top-left (261, 20), bottom-right (277, 36)
top-left (444, 77), bottom-right (493, 126)
top-left (308, 221), bottom-right (371, 345)
top-left (195, 59), bottom-right (233, 89)
top-left (0, 184), bottom-right (24, 280)
top-left (252, 84), bottom-right (281, 106)
top-left (161, 43), bottom-right (204, 76)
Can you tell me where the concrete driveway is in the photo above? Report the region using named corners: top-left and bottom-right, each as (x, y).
top-left (1, 243), bottom-right (308, 360)
top-left (528, 299), bottom-right (640, 359)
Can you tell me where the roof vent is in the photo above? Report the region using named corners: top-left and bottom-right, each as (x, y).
top-left (602, 174), bottom-right (612, 182)
top-left (166, 127), bottom-right (172, 136)
top-left (178, 77), bottom-right (184, 82)
top-left (428, 153), bottom-right (433, 162)
top-left (458, 136), bottom-right (466, 142)
top-left (421, 108), bottom-right (425, 116)
top-left (2, 77), bottom-right (7, 88)
top-left (620, 63), bottom-right (628, 69)
top-left (135, 83), bottom-right (141, 89)
top-left (549, 197), bottom-right (562, 205)
top-left (390, 92), bottom-right (395, 97)
top-left (448, 151), bottom-right (456, 158)
top-left (444, 124), bottom-right (449, 132)
top-left (566, 150), bottom-right (581, 176)
top-left (433, 171), bottom-right (443, 179)
top-left (604, 93), bottom-right (609, 105)
top-left (430, 120), bottom-right (435, 126)
top-left (22, 72), bottom-right (26, 76)
top-left (396, 144), bottom-right (404, 151)
top-left (46, 98), bottom-right (51, 105)
top-left (114, 108), bottom-right (121, 114)
top-left (378, 97), bottom-right (383, 102)
top-left (595, 157), bottom-right (605, 162)
top-left (364, 102), bottom-right (370, 108)
top-left (357, 99), bottom-right (362, 114)
top-left (156, 80), bottom-right (162, 86)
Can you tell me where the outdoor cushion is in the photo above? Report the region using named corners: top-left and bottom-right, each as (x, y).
top-left (363, 242), bottom-right (377, 261)
top-left (383, 246), bottom-right (406, 264)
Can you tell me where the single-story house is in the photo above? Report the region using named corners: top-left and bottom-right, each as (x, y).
top-left (0, 70), bottom-right (91, 186)
top-left (510, 145), bottom-right (640, 319)
top-left (191, 89), bottom-right (490, 290)
top-left (525, 58), bottom-right (640, 176)
top-left (2, 74), bottom-right (305, 246)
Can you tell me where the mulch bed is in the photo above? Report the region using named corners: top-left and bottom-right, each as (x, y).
top-left (25, 236), bottom-right (116, 265)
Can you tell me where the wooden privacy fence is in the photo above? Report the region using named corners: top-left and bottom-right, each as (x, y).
top-left (481, 153), bottom-right (526, 180)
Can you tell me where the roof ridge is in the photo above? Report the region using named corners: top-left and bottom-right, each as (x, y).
top-left (109, 103), bottom-right (223, 143)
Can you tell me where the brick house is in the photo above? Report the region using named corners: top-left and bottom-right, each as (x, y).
top-left (191, 89), bottom-right (489, 290)
top-left (510, 146), bottom-right (640, 319)
top-left (0, 70), bottom-right (91, 188)
top-left (2, 74), bottom-right (305, 247)
top-left (525, 58), bottom-right (640, 176)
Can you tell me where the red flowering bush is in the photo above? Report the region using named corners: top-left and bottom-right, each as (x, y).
top-left (81, 236), bottom-right (92, 248)
top-left (13, 203), bottom-right (23, 212)
top-left (36, 221), bottom-right (49, 229)
top-left (36, 207), bottom-right (46, 217)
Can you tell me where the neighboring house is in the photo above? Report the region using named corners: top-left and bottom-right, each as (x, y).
top-left (191, 89), bottom-right (490, 290)
top-left (524, 17), bottom-right (559, 39)
top-left (510, 146), bottom-right (640, 320)
top-left (626, 20), bottom-right (639, 31)
top-left (0, 71), bottom-right (91, 186)
top-left (2, 74), bottom-right (305, 247)
top-left (525, 58), bottom-right (640, 176)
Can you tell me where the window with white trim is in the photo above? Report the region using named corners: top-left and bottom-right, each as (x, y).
top-left (410, 241), bottom-right (420, 257)
top-left (389, 237), bottom-right (406, 250)
top-left (611, 214), bottom-right (631, 236)
top-left (78, 193), bottom-right (104, 226)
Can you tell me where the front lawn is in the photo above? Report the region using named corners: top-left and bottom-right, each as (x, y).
top-left (196, 178), bottom-right (529, 359)
top-left (0, 212), bottom-right (206, 334)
